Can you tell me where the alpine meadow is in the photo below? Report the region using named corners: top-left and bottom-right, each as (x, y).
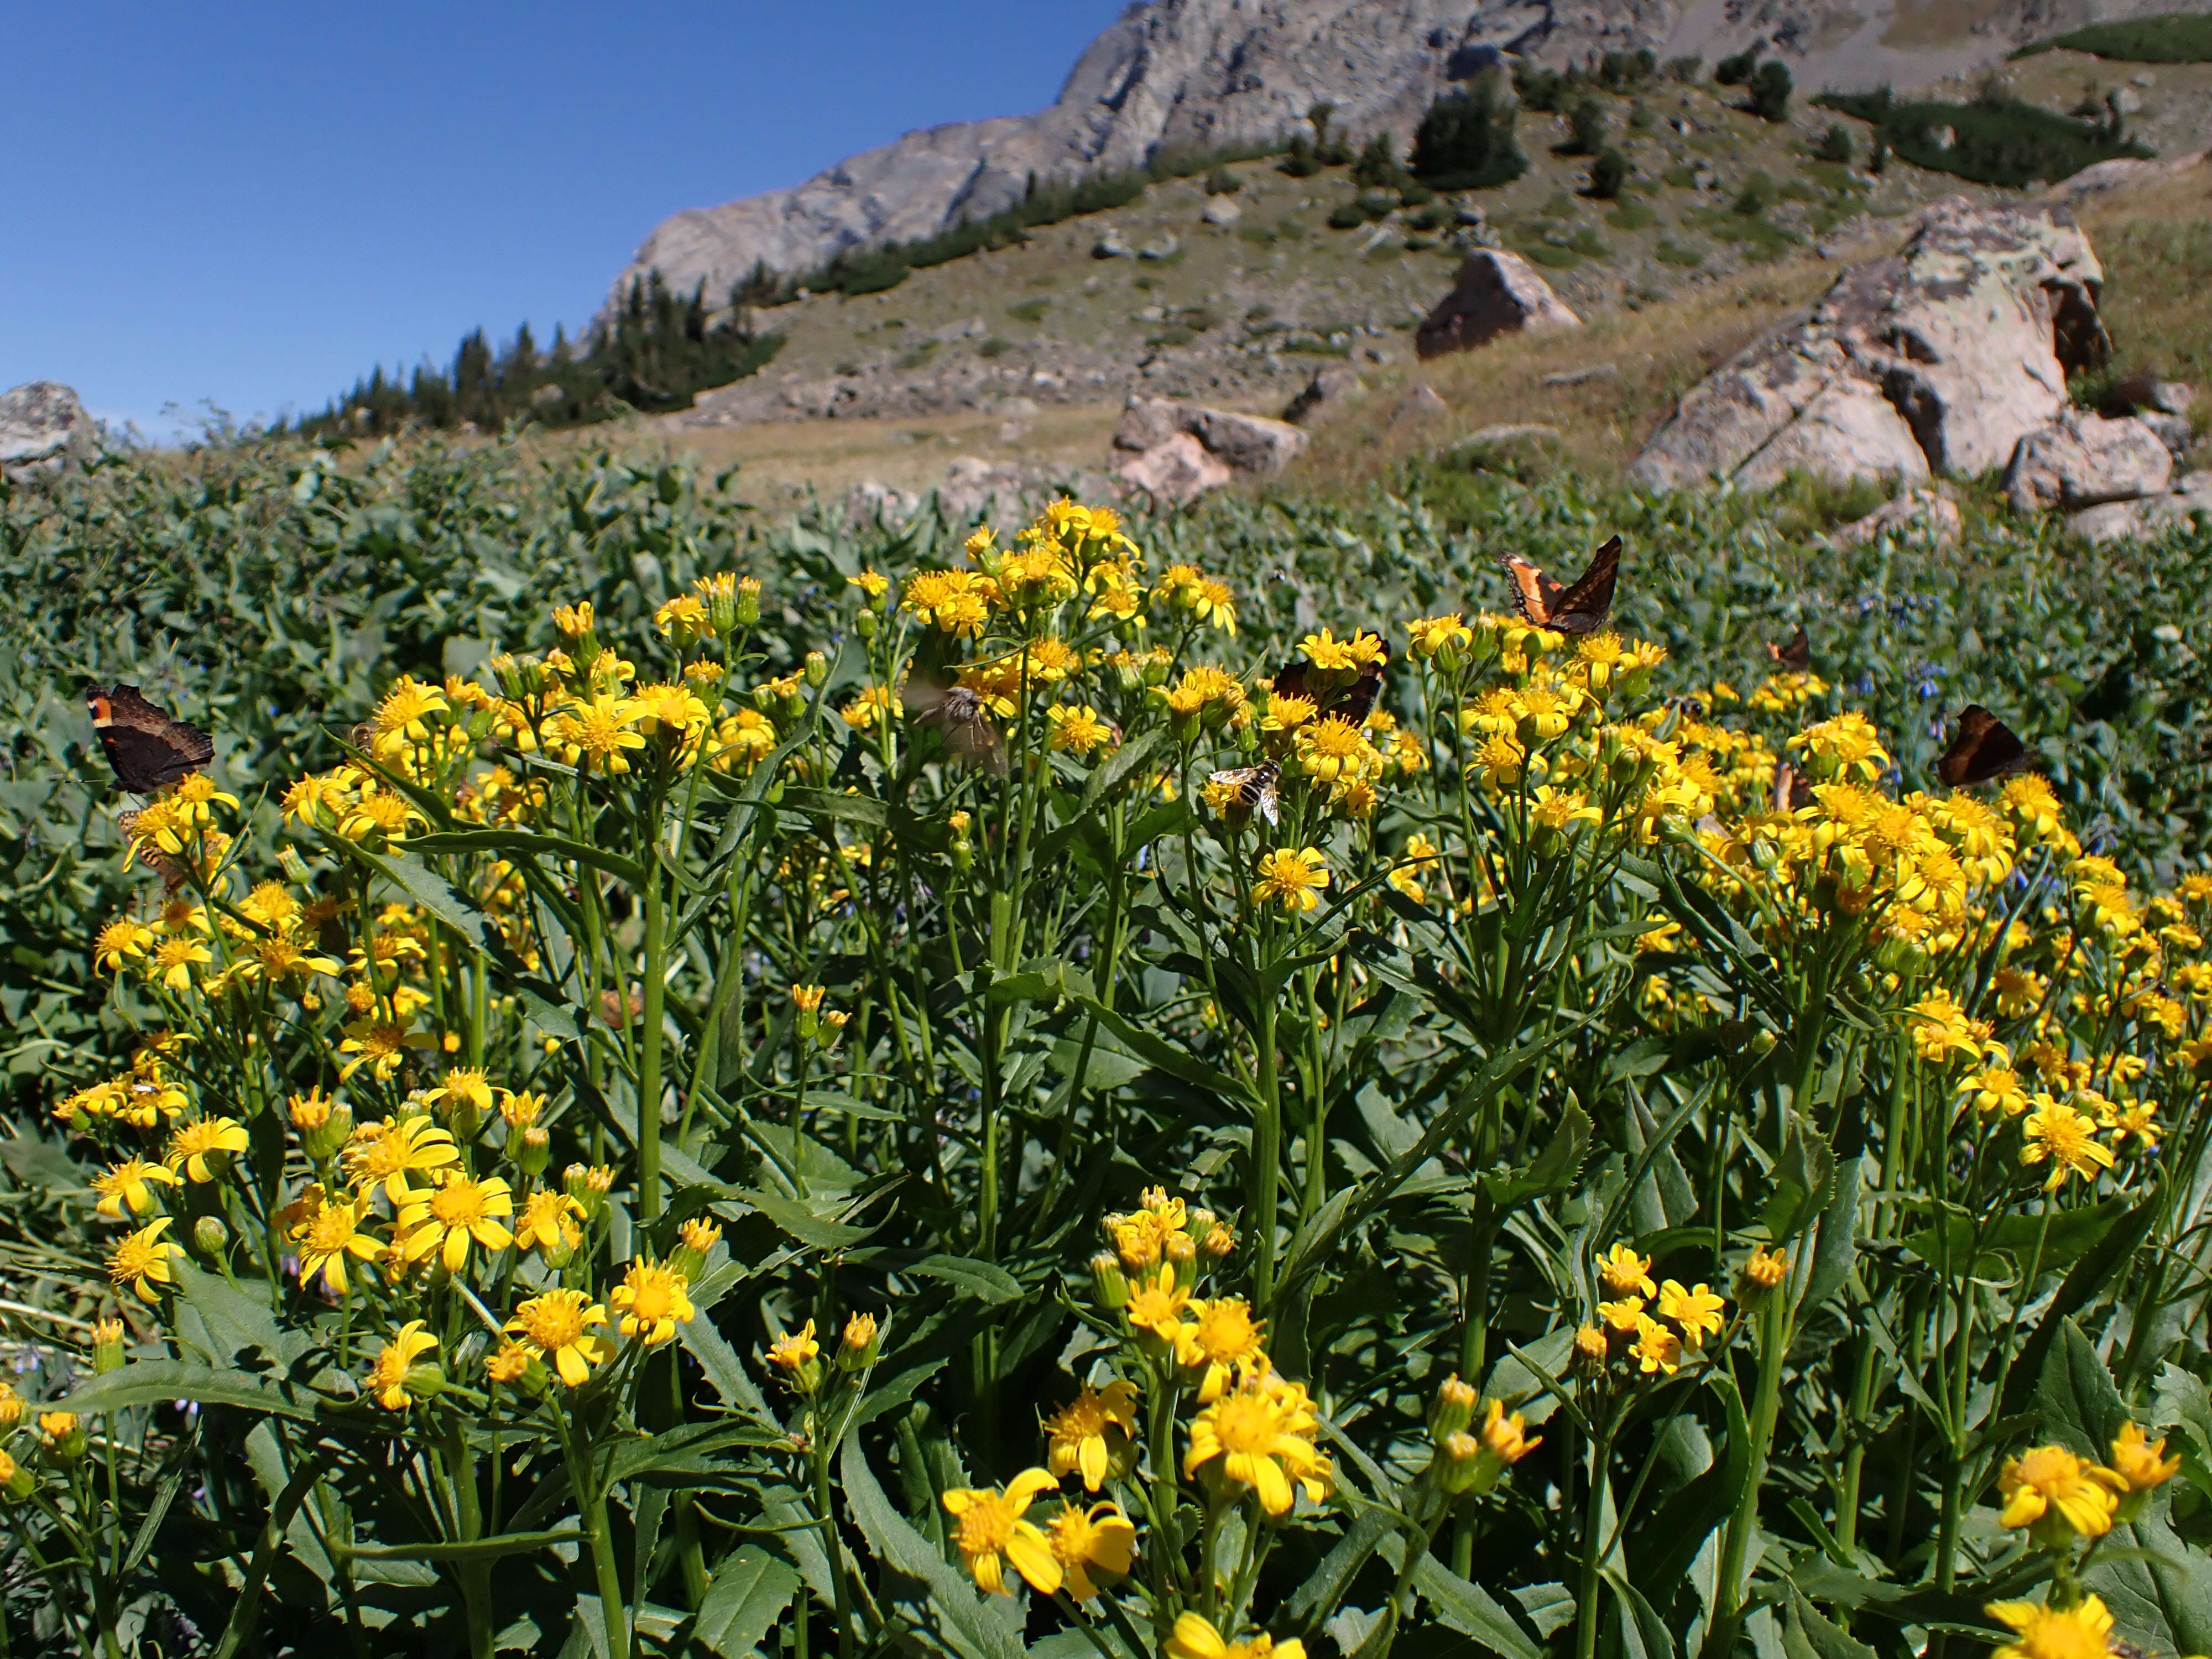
top-left (6, 434), bottom-right (2212, 1659)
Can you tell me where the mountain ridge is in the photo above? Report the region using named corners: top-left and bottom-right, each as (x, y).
top-left (604, 0), bottom-right (2198, 328)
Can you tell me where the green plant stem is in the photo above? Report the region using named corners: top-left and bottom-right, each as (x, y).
top-left (556, 1409), bottom-right (630, 1659)
top-left (444, 1424), bottom-right (496, 1659)
top-left (812, 1437), bottom-right (855, 1659)
top-left (636, 837), bottom-right (667, 1220)
top-left (1575, 1419), bottom-right (1614, 1659)
top-left (1251, 988), bottom-right (1282, 1310)
top-left (1707, 1291), bottom-right (1792, 1658)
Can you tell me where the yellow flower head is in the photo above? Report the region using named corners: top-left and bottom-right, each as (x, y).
top-left (1175, 1297), bottom-right (1268, 1403)
top-left (504, 1290), bottom-right (615, 1388)
top-left (396, 1171), bottom-right (516, 1274)
top-left (942, 1468), bottom-right (1062, 1596)
top-left (1166, 1614), bottom-right (1307, 1659)
top-left (1997, 1446), bottom-right (2119, 1537)
top-left (1984, 1595), bottom-right (2115, 1659)
top-left (1045, 1380), bottom-right (1140, 1491)
top-left (93, 1157), bottom-right (181, 1220)
top-left (366, 1321), bottom-right (439, 1410)
top-left (612, 1258), bottom-right (696, 1346)
top-left (1184, 1373), bottom-right (1331, 1515)
top-left (1656, 1280), bottom-right (1726, 1345)
top-left (1044, 1499), bottom-right (1138, 1600)
top-left (108, 1217), bottom-right (184, 1303)
top-left (1254, 847), bottom-right (1330, 915)
top-left (2105, 1421), bottom-right (2181, 1494)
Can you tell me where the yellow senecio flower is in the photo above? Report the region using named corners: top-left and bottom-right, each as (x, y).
top-left (366, 1320), bottom-right (439, 1410)
top-left (1253, 847), bottom-right (1330, 915)
top-left (109, 1217), bottom-right (185, 1303)
top-left (1044, 1500), bottom-right (1138, 1600)
top-left (516, 1189), bottom-right (585, 1258)
top-left (1166, 1613), bottom-right (1308, 1659)
top-left (343, 1115), bottom-right (459, 1202)
top-left (1656, 1280), bottom-right (1726, 1345)
top-left (1185, 1374), bottom-right (1331, 1516)
top-left (1997, 1446), bottom-right (2120, 1537)
top-left (165, 1117), bottom-right (248, 1183)
top-left (93, 1157), bottom-right (181, 1219)
top-left (2021, 1100), bottom-right (2116, 1190)
top-left (293, 1190), bottom-right (383, 1297)
top-left (1045, 1380), bottom-right (1139, 1491)
top-left (612, 1258), bottom-right (696, 1346)
top-left (2105, 1421), bottom-right (2181, 1494)
top-left (1598, 1243), bottom-right (1655, 1297)
top-left (1984, 1595), bottom-right (2116, 1659)
top-left (942, 1468), bottom-right (1063, 1596)
top-left (505, 1290), bottom-right (615, 1387)
top-left (397, 1171), bottom-right (517, 1274)
top-left (1176, 1297), bottom-right (1268, 1403)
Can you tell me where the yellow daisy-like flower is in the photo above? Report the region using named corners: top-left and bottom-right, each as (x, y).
top-left (941, 1468), bottom-right (1063, 1596)
top-left (1166, 1613), bottom-right (1308, 1659)
top-left (94, 919), bottom-right (156, 973)
top-left (515, 1188), bottom-right (585, 1258)
top-left (2104, 1421), bottom-right (2181, 1494)
top-left (92, 1157), bottom-right (181, 1219)
top-left (1598, 1243), bottom-right (1655, 1297)
top-left (1631, 1315), bottom-right (1682, 1375)
top-left (1656, 1280), bottom-right (1726, 1345)
top-left (1044, 1380), bottom-right (1140, 1491)
top-left (1253, 847), bottom-right (1330, 915)
top-left (1959, 1065), bottom-right (2031, 1118)
top-left (370, 677), bottom-right (448, 757)
top-left (1997, 1446), bottom-right (2120, 1537)
top-left (165, 1117), bottom-right (248, 1183)
top-left (1984, 1595), bottom-right (2116, 1659)
top-left (1123, 1267), bottom-right (1194, 1343)
top-left (108, 1217), bottom-right (185, 1303)
top-left (2021, 1100), bottom-right (2116, 1190)
top-left (343, 1115), bottom-right (460, 1203)
top-left (766, 1318), bottom-right (820, 1375)
top-left (1046, 703), bottom-right (1117, 757)
top-left (337, 1015), bottom-right (439, 1082)
top-left (1044, 1500), bottom-right (1137, 1600)
top-left (293, 1189), bottom-right (383, 1297)
top-left (1184, 1374), bottom-right (1331, 1516)
top-left (1175, 1297), bottom-right (1268, 1403)
top-left (505, 1290), bottom-right (615, 1387)
top-left (396, 1171), bottom-right (517, 1274)
top-left (150, 937), bottom-right (213, 993)
top-left (366, 1320), bottom-right (439, 1410)
top-left (612, 1258), bottom-right (696, 1346)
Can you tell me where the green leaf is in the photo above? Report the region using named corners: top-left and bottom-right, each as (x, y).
top-left (1783, 1586), bottom-right (1877, 1659)
top-left (2088, 1501), bottom-right (2212, 1654)
top-left (2002, 1190), bottom-right (2160, 1425)
top-left (1482, 1102), bottom-right (1592, 1207)
top-left (1799, 1151), bottom-right (1863, 1316)
top-left (1405, 1554), bottom-right (1543, 1659)
top-left (837, 1435), bottom-right (1027, 1659)
top-left (602, 1419), bottom-right (786, 1484)
top-left (408, 827), bottom-right (645, 888)
top-left (988, 957), bottom-right (1095, 1006)
top-left (2034, 1317), bottom-right (2130, 1458)
top-left (65, 1358), bottom-right (321, 1426)
top-left (1512, 1583), bottom-right (1576, 1639)
top-left (353, 848), bottom-right (493, 955)
top-left (1906, 1197), bottom-right (2135, 1281)
top-left (1629, 1370), bottom-right (1751, 1606)
top-left (692, 1543), bottom-right (801, 1657)
top-left (733, 1187), bottom-right (875, 1250)
top-left (906, 1254), bottom-right (1025, 1305)
top-left (1761, 1120), bottom-right (1836, 1245)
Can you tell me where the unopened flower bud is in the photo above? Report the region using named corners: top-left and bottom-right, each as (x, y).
top-left (1091, 1252), bottom-right (1131, 1310)
top-left (838, 1312), bottom-right (880, 1371)
top-left (192, 1215), bottom-right (229, 1258)
top-left (91, 1318), bottom-right (126, 1375)
top-left (856, 609), bottom-right (879, 641)
top-left (1202, 1223), bottom-right (1235, 1258)
top-left (0, 1449), bottom-right (30, 1501)
top-left (671, 1216), bottom-right (722, 1279)
top-left (1166, 1230), bottom-right (1199, 1288)
top-left (516, 1125), bottom-right (551, 1178)
top-left (39, 1412), bottom-right (86, 1463)
top-left (804, 650), bottom-right (828, 688)
top-left (733, 576), bottom-right (762, 629)
top-left (1435, 1431), bottom-right (1488, 1494)
top-left (1431, 1374), bottom-right (1479, 1441)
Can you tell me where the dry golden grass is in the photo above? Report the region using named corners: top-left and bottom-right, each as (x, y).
top-left (2080, 166), bottom-right (2212, 404)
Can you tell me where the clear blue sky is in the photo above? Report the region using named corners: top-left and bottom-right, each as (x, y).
top-left (2, 2), bottom-right (1123, 435)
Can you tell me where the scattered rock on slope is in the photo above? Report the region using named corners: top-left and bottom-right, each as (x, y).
top-left (0, 382), bottom-right (95, 480)
top-left (1627, 199), bottom-right (2109, 493)
top-left (1117, 432), bottom-right (1236, 508)
top-left (2004, 412), bottom-right (2173, 513)
top-left (1416, 251), bottom-right (1583, 361)
top-left (1112, 394), bottom-right (1307, 502)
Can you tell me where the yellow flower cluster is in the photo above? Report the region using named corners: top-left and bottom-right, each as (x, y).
top-left (1575, 1244), bottom-right (1732, 1378)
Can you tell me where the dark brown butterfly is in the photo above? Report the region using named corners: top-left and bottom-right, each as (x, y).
top-left (1498, 535), bottom-right (1622, 636)
top-left (1936, 706), bottom-right (2033, 788)
top-left (1771, 761), bottom-right (1815, 813)
top-left (1767, 625), bottom-right (1812, 672)
top-left (85, 684), bottom-right (214, 793)
top-left (1208, 761), bottom-right (1281, 827)
top-left (1271, 639), bottom-right (1390, 727)
top-left (902, 682), bottom-right (1008, 774)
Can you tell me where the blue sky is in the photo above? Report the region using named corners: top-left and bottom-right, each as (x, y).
top-left (2, 2), bottom-right (1122, 435)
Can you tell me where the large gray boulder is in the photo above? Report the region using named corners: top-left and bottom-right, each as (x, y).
top-left (1113, 395), bottom-right (1306, 474)
top-left (1116, 434), bottom-right (1234, 508)
top-left (2005, 412), bottom-right (2172, 513)
top-left (1628, 199), bottom-right (2109, 493)
top-left (0, 382), bottom-right (95, 479)
top-left (1416, 251), bottom-right (1582, 361)
top-left (2069, 471), bottom-right (2212, 544)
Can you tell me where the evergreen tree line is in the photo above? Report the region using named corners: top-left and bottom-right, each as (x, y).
top-left (1813, 84), bottom-right (2150, 189)
top-left (288, 273), bottom-right (784, 441)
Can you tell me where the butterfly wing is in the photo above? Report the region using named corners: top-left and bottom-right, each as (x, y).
top-left (1328, 643), bottom-right (1391, 726)
top-left (1498, 555), bottom-right (1564, 627)
top-left (1936, 705), bottom-right (2031, 787)
top-left (1545, 535), bottom-right (1622, 636)
top-left (85, 682), bottom-right (214, 792)
top-left (904, 682), bottom-right (1008, 774)
top-left (1271, 660), bottom-right (1314, 703)
top-left (1768, 625), bottom-right (1812, 672)
top-left (1771, 761), bottom-right (1814, 813)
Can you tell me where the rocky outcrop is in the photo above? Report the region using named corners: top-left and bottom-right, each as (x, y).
top-left (2005, 413), bottom-right (2172, 513)
top-left (1116, 433), bottom-right (1235, 508)
top-left (2069, 471), bottom-right (2212, 544)
top-left (604, 0), bottom-right (2188, 324)
top-left (1416, 251), bottom-right (1582, 360)
top-left (0, 382), bottom-right (95, 480)
top-left (1830, 487), bottom-right (1963, 549)
top-left (1627, 200), bottom-right (2108, 492)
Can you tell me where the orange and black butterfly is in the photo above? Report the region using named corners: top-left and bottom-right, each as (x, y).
top-left (1271, 641), bottom-right (1390, 727)
top-left (1498, 535), bottom-right (1621, 637)
top-left (85, 684), bottom-right (214, 793)
top-left (1937, 706), bottom-right (2033, 788)
top-left (1208, 761), bottom-right (1281, 827)
top-left (1767, 626), bottom-right (1812, 672)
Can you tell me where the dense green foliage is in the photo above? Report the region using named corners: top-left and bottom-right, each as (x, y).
top-left (289, 275), bottom-right (784, 440)
top-left (7, 443), bottom-right (2212, 1659)
top-left (1411, 85), bottom-right (1530, 191)
top-left (1813, 87), bottom-right (2151, 188)
top-left (2017, 12), bottom-right (2212, 62)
